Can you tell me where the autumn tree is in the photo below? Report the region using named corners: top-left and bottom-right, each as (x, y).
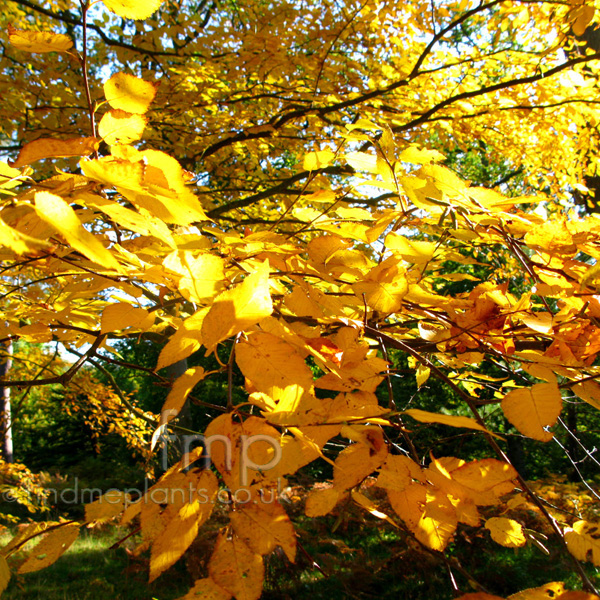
top-left (2, 0), bottom-right (600, 598)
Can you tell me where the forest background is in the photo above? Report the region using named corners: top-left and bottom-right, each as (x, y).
top-left (2, 0), bottom-right (600, 598)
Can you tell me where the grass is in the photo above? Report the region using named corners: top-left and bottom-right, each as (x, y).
top-left (2, 527), bottom-right (191, 600)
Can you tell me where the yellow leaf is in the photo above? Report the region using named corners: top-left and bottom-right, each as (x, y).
top-left (201, 261), bottom-right (273, 351)
top-left (404, 409), bottom-right (501, 438)
top-left (501, 383), bottom-right (562, 442)
top-left (414, 487), bottom-right (457, 551)
top-left (416, 364), bottom-right (430, 388)
top-left (385, 232), bottom-right (438, 263)
top-left (315, 354), bottom-right (387, 393)
top-left (98, 109), bottom-right (147, 145)
top-left (156, 308), bottom-right (208, 371)
top-left (104, 72), bottom-right (157, 114)
top-left (34, 191), bottom-right (121, 270)
top-left (303, 150), bottom-right (335, 171)
top-left (0, 217), bottom-right (48, 254)
top-left (0, 555), bottom-right (10, 597)
top-left (9, 137), bottom-right (98, 168)
top-left (81, 195), bottom-right (176, 249)
top-left (176, 253), bottom-right (226, 304)
top-left (236, 332), bottom-right (314, 394)
top-left (521, 312), bottom-right (553, 335)
top-left (377, 455), bottom-right (423, 492)
top-left (345, 151), bottom-right (379, 173)
top-left (485, 517), bottom-right (526, 548)
top-left (161, 366), bottom-right (206, 420)
top-left (573, 6), bottom-right (595, 36)
top-left (177, 578), bottom-right (232, 600)
top-left (0, 161), bottom-right (23, 193)
top-left (103, 0), bottom-right (165, 19)
top-left (565, 520), bottom-right (600, 566)
top-left (208, 533), bottom-right (264, 600)
top-left (19, 523), bottom-right (80, 574)
top-left (149, 471), bottom-right (218, 582)
top-left (230, 501), bottom-right (296, 562)
top-left (305, 487), bottom-right (343, 517)
top-left (100, 302), bottom-right (152, 333)
top-left (351, 490), bottom-right (398, 526)
top-left (572, 380), bottom-right (600, 411)
top-left (85, 490), bottom-right (129, 524)
top-left (508, 583), bottom-right (565, 600)
top-left (451, 459), bottom-right (518, 503)
top-left (81, 153), bottom-right (208, 226)
top-left (8, 25), bottom-right (73, 53)
top-left (388, 483), bottom-right (457, 551)
top-left (399, 146), bottom-right (445, 164)
top-left (333, 431), bottom-right (388, 490)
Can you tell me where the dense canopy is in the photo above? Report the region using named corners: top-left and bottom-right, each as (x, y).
top-left (2, 0), bottom-right (600, 597)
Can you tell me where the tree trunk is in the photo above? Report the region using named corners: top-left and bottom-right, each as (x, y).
top-left (0, 341), bottom-right (14, 463)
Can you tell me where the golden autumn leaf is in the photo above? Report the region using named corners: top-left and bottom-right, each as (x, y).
top-left (351, 490), bottom-right (398, 525)
top-left (508, 583), bottom-right (565, 600)
top-left (414, 487), bottom-right (458, 551)
top-left (572, 5), bottom-right (595, 36)
top-left (100, 302), bottom-right (153, 334)
top-left (0, 161), bottom-right (23, 193)
top-left (501, 383), bottom-right (562, 442)
top-left (8, 25), bottom-right (73, 53)
top-left (376, 455), bottom-right (423, 492)
top-left (161, 366), bottom-right (206, 420)
top-left (564, 520), bottom-right (600, 566)
top-left (236, 332), bottom-right (314, 394)
top-left (201, 261), bottom-right (273, 351)
top-left (9, 137), bottom-right (98, 168)
top-left (0, 217), bottom-right (48, 254)
top-left (34, 192), bottom-right (121, 270)
top-left (98, 109), bottom-right (147, 145)
top-left (230, 501), bottom-right (296, 562)
top-left (333, 431), bottom-right (388, 490)
top-left (175, 253), bottom-right (226, 304)
top-left (404, 409), bottom-right (501, 438)
top-left (156, 308), bottom-right (209, 371)
top-left (176, 578), bottom-right (232, 600)
top-left (388, 483), bottom-right (457, 551)
top-left (104, 72), bottom-right (157, 114)
top-left (103, 0), bottom-right (165, 19)
top-left (0, 555), bottom-right (10, 597)
top-left (485, 517), bottom-right (526, 548)
top-left (305, 487), bottom-right (344, 517)
top-left (572, 380), bottom-right (600, 411)
top-left (149, 471), bottom-right (218, 582)
top-left (82, 195), bottom-right (176, 249)
top-left (19, 523), bottom-right (80, 574)
top-left (557, 593), bottom-right (600, 600)
top-left (208, 533), bottom-right (264, 600)
top-left (85, 490), bottom-right (129, 524)
top-left (303, 150), bottom-right (335, 171)
top-left (446, 458), bottom-right (518, 507)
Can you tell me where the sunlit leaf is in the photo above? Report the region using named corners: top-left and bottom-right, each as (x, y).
top-left (103, 0), bottom-right (165, 19)
top-left (8, 25), bottom-right (73, 53)
top-left (10, 137), bottom-right (98, 168)
top-left (208, 533), bottom-right (264, 600)
top-left (19, 523), bottom-right (80, 574)
top-left (34, 192), bottom-right (121, 270)
top-left (485, 517), bottom-right (526, 548)
top-left (104, 72), bottom-right (157, 114)
top-left (501, 383), bottom-right (562, 442)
